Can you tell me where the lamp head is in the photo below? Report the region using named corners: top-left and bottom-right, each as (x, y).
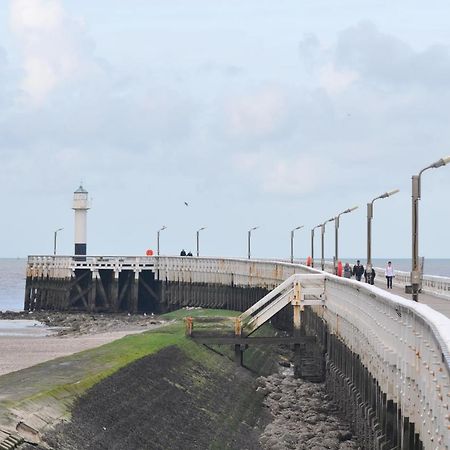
top-left (159, 225), bottom-right (167, 232)
top-left (198, 226), bottom-right (207, 232)
top-left (294, 225), bottom-right (304, 231)
top-left (432, 156), bottom-right (450, 168)
top-left (344, 206), bottom-right (358, 214)
top-left (249, 226), bottom-right (259, 232)
top-left (378, 188), bottom-right (399, 199)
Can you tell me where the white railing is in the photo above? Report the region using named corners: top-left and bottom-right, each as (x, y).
top-left (321, 274), bottom-right (449, 450)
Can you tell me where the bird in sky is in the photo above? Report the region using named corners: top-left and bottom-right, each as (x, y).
top-left (184, 201), bottom-right (189, 206)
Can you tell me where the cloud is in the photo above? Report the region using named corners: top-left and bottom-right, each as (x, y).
top-left (9, 0), bottom-right (99, 104)
top-left (318, 63), bottom-right (359, 95)
top-left (223, 85), bottom-right (293, 140)
top-left (335, 21), bottom-right (450, 89)
top-left (233, 152), bottom-right (335, 196)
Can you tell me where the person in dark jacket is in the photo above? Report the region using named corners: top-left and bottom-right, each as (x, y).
top-left (180, 249), bottom-right (186, 256)
top-left (353, 260), bottom-right (365, 281)
top-left (364, 268), bottom-right (376, 285)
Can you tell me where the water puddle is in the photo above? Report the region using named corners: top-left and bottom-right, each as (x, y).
top-left (0, 320), bottom-right (55, 337)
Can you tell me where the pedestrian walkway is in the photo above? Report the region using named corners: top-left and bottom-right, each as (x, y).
top-left (374, 280), bottom-right (450, 318)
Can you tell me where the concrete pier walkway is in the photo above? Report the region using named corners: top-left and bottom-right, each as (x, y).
top-left (374, 280), bottom-right (450, 318)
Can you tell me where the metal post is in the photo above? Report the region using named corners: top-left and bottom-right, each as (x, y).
top-left (248, 226), bottom-right (258, 260)
top-left (196, 227), bottom-right (206, 257)
top-left (334, 216), bottom-right (339, 274)
top-left (366, 190), bottom-right (398, 284)
top-left (410, 156), bottom-right (449, 301)
top-left (411, 175), bottom-right (420, 301)
top-left (311, 228), bottom-right (314, 268)
top-left (53, 228), bottom-right (63, 256)
top-left (157, 226), bottom-right (166, 256)
top-left (290, 225), bottom-right (304, 264)
top-left (290, 230), bottom-right (294, 263)
top-left (321, 224), bottom-right (325, 271)
top-left (367, 202), bottom-right (373, 283)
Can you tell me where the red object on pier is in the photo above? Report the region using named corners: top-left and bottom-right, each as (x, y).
top-left (146, 249), bottom-right (154, 256)
top-left (337, 261), bottom-right (343, 277)
top-left (306, 256), bottom-right (312, 267)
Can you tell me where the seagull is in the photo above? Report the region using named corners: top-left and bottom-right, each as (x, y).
top-left (184, 201), bottom-right (189, 206)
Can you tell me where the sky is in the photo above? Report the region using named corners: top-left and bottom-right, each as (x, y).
top-left (1, 0), bottom-right (450, 260)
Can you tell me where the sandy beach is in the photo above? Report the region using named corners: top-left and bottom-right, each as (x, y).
top-left (0, 312), bottom-right (166, 377)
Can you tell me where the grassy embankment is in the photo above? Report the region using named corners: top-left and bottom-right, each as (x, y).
top-left (0, 308), bottom-right (277, 434)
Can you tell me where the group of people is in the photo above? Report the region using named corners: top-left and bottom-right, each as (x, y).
top-left (180, 249), bottom-right (193, 256)
top-left (343, 260), bottom-right (395, 289)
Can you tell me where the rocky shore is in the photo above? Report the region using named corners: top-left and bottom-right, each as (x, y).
top-left (257, 372), bottom-right (360, 450)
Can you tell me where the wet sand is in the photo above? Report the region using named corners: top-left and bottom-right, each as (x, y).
top-left (0, 312), bottom-right (166, 377)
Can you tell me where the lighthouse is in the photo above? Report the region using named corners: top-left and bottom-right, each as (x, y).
top-left (72, 185), bottom-right (90, 256)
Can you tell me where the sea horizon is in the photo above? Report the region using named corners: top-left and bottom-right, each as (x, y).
top-left (1, 257), bottom-right (449, 312)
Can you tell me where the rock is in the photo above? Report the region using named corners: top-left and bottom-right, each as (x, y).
top-left (339, 431), bottom-right (352, 441)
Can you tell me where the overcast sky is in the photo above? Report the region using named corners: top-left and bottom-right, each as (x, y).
top-left (1, 0), bottom-right (450, 260)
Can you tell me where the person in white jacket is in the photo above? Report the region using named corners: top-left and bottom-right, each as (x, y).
top-left (385, 261), bottom-right (394, 289)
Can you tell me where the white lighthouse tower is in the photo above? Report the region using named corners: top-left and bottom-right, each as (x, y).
top-left (72, 185), bottom-right (90, 256)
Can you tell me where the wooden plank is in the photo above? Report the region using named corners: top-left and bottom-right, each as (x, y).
top-left (191, 335), bottom-right (316, 345)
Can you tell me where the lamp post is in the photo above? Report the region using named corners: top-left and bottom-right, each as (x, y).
top-left (321, 218), bottom-right (335, 271)
top-left (290, 225), bottom-right (304, 263)
top-left (311, 225), bottom-right (321, 268)
top-left (366, 189), bottom-right (399, 284)
top-left (411, 156), bottom-right (450, 301)
top-left (53, 228), bottom-right (64, 256)
top-left (157, 226), bottom-right (167, 256)
top-left (332, 206), bottom-right (358, 273)
top-left (196, 227), bottom-right (206, 257)
top-left (248, 226), bottom-right (259, 259)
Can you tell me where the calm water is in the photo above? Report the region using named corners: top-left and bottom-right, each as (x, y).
top-left (1, 258), bottom-right (449, 312)
top-left (0, 259), bottom-right (27, 312)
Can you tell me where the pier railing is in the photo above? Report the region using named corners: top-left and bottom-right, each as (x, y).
top-left (322, 275), bottom-right (450, 449)
top-left (28, 255), bottom-right (450, 298)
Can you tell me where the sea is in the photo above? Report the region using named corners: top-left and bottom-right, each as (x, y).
top-left (1, 258), bottom-right (449, 312)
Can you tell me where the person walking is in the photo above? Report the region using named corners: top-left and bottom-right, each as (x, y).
top-left (385, 261), bottom-right (394, 289)
top-left (352, 260), bottom-right (365, 281)
top-left (343, 263), bottom-right (352, 279)
top-left (365, 267), bottom-right (376, 285)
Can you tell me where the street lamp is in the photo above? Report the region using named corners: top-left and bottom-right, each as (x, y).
top-left (248, 226), bottom-right (259, 259)
top-left (290, 225), bottom-right (304, 263)
top-left (332, 206), bottom-right (358, 273)
top-left (157, 226), bottom-right (167, 256)
top-left (53, 228), bottom-right (64, 256)
top-left (411, 156), bottom-right (450, 301)
top-left (321, 218), bottom-right (335, 271)
top-left (366, 189), bottom-right (399, 283)
top-left (311, 224), bottom-right (321, 268)
top-left (196, 227), bottom-right (207, 257)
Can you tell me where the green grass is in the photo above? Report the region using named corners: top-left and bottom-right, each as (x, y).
top-left (11, 309), bottom-right (240, 408)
